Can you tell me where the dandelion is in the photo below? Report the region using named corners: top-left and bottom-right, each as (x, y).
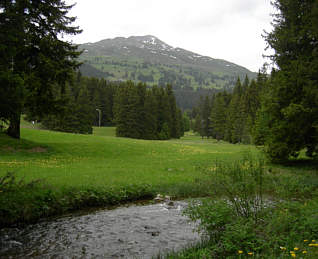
top-left (248, 252), bottom-right (253, 255)
top-left (238, 250), bottom-right (243, 254)
top-left (309, 243), bottom-right (318, 247)
top-left (302, 251), bottom-right (307, 254)
top-left (280, 246), bottom-right (287, 250)
top-left (294, 247), bottom-right (299, 251)
top-left (304, 240), bottom-right (308, 242)
top-left (291, 253), bottom-right (296, 258)
top-left (312, 240), bottom-right (316, 243)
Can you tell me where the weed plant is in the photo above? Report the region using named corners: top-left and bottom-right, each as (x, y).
top-left (180, 157), bottom-right (318, 258)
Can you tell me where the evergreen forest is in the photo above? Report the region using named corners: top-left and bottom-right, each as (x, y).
top-left (1, 0), bottom-right (317, 162)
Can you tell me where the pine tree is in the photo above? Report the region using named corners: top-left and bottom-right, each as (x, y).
top-left (0, 0), bottom-right (82, 138)
top-left (201, 96), bottom-right (212, 138)
top-left (193, 114), bottom-right (203, 137)
top-left (155, 86), bottom-right (171, 139)
top-left (166, 84), bottom-right (180, 138)
top-left (135, 82), bottom-right (147, 138)
top-left (143, 91), bottom-right (158, 139)
top-left (259, 0), bottom-right (318, 161)
top-left (210, 92), bottom-right (228, 141)
top-left (227, 78), bottom-right (245, 143)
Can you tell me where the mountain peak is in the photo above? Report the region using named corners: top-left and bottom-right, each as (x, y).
top-left (79, 35), bottom-right (255, 90)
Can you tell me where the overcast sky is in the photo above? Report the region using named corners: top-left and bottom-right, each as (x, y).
top-left (65, 0), bottom-right (274, 72)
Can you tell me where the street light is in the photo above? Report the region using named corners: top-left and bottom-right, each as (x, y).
top-left (96, 108), bottom-right (101, 127)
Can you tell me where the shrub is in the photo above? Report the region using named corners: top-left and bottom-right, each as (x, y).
top-left (184, 157), bottom-right (318, 257)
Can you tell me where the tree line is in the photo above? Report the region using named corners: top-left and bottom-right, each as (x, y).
top-left (193, 73), bottom-right (265, 144)
top-left (192, 0), bottom-right (318, 162)
top-left (27, 72), bottom-right (186, 140)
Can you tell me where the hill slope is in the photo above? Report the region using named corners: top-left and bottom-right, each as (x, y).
top-left (78, 35), bottom-right (256, 90)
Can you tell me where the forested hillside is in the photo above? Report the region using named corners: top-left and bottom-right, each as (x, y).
top-left (78, 36), bottom-right (256, 90)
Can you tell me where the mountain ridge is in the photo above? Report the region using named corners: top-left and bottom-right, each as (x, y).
top-left (78, 35), bottom-right (256, 90)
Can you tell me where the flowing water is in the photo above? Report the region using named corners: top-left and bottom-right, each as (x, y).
top-left (0, 201), bottom-right (200, 258)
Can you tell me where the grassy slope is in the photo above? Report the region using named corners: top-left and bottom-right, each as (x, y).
top-left (0, 128), bottom-right (256, 192)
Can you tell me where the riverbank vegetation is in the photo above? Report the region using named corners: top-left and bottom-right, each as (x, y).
top-left (0, 127), bottom-right (254, 227)
top-left (171, 157), bottom-right (318, 258)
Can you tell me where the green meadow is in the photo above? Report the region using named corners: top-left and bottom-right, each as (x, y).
top-left (0, 127), bottom-right (256, 192)
top-left (0, 126), bottom-right (259, 226)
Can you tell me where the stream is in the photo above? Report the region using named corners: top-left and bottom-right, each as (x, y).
top-left (0, 201), bottom-right (201, 258)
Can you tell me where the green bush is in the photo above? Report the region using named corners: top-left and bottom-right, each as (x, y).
top-left (202, 156), bottom-right (266, 221)
top-left (183, 158), bottom-right (318, 258)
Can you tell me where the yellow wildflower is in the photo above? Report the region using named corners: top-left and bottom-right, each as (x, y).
top-left (294, 247), bottom-right (299, 251)
top-left (291, 253), bottom-right (296, 258)
top-left (247, 252), bottom-right (253, 255)
top-left (238, 250), bottom-right (243, 254)
top-left (290, 251), bottom-right (295, 254)
top-left (280, 246), bottom-right (287, 250)
top-left (304, 240), bottom-right (308, 242)
top-left (302, 251), bottom-right (307, 254)
top-left (312, 240), bottom-right (316, 243)
top-left (309, 243), bottom-right (318, 247)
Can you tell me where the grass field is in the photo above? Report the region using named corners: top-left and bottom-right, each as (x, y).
top-left (0, 128), bottom-right (257, 192)
top-left (1, 127), bottom-right (317, 258)
top-left (0, 127), bottom-right (259, 226)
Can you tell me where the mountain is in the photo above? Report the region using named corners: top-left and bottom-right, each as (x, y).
top-left (78, 35), bottom-right (256, 90)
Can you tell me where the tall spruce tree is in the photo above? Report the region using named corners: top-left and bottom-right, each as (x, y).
top-left (166, 84), bottom-right (180, 138)
top-left (201, 95), bottom-right (212, 138)
top-left (0, 0), bottom-right (81, 138)
top-left (210, 92), bottom-right (229, 141)
top-left (259, 0), bottom-right (318, 161)
top-left (143, 90), bottom-right (158, 139)
top-left (227, 78), bottom-right (245, 143)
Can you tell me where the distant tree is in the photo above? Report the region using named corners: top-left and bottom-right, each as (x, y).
top-left (193, 114), bottom-right (203, 136)
top-left (114, 82), bottom-right (140, 138)
top-left (227, 78), bottom-right (246, 143)
top-left (113, 81), bottom-right (181, 140)
top-left (183, 112), bottom-right (191, 132)
top-left (166, 84), bottom-right (180, 138)
top-left (210, 92), bottom-right (229, 141)
top-left (41, 84), bottom-right (94, 134)
top-left (143, 90), bottom-right (158, 139)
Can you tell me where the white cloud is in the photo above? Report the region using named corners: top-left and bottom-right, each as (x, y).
top-left (65, 0), bottom-right (274, 72)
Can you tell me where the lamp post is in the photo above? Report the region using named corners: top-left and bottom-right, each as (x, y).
top-left (96, 108), bottom-right (101, 127)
